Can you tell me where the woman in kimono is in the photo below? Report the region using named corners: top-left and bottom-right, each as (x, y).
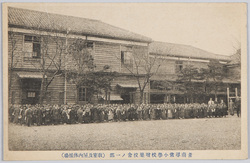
top-left (150, 105), bottom-right (156, 120)
top-left (167, 104), bottom-right (173, 119)
top-left (84, 105), bottom-right (91, 123)
top-left (161, 105), bottom-right (167, 120)
top-left (13, 105), bottom-right (20, 124)
top-left (202, 103), bottom-right (208, 118)
top-left (180, 104), bottom-right (185, 119)
top-left (108, 108), bottom-right (114, 122)
top-left (137, 105), bottom-right (143, 120)
top-left (184, 104), bottom-right (189, 119)
top-left (99, 106), bottom-right (105, 122)
top-left (228, 99), bottom-right (234, 116)
top-left (61, 106), bottom-right (68, 124)
top-left (77, 106), bottom-right (83, 124)
top-left (21, 106), bottom-right (26, 125)
top-left (142, 104), bottom-right (149, 120)
top-left (104, 106), bottom-right (109, 122)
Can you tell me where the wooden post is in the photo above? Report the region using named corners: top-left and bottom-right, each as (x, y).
top-left (64, 30), bottom-right (69, 105)
top-left (105, 91), bottom-right (107, 104)
top-left (108, 92), bottom-right (110, 104)
top-left (235, 88), bottom-right (238, 98)
top-left (84, 87), bottom-right (87, 102)
top-left (227, 87), bottom-right (229, 106)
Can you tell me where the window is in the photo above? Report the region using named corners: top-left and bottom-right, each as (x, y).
top-left (24, 35), bottom-right (41, 58)
top-left (78, 87), bottom-right (89, 102)
top-left (87, 42), bottom-right (93, 49)
top-left (175, 60), bottom-right (183, 73)
top-left (11, 91), bottom-right (15, 104)
top-left (121, 51), bottom-right (133, 65)
top-left (27, 92), bottom-right (36, 98)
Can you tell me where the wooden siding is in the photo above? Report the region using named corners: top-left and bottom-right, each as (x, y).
top-left (94, 42), bottom-right (121, 72)
top-left (9, 32), bottom-right (66, 71)
top-left (9, 71), bottom-right (22, 104)
top-left (151, 57), bottom-right (209, 81)
top-left (8, 31), bottom-right (150, 105)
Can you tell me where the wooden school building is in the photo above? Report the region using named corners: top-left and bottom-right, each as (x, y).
top-left (148, 41), bottom-right (241, 104)
top-left (8, 7), bottom-right (240, 105)
top-left (8, 7), bottom-right (152, 105)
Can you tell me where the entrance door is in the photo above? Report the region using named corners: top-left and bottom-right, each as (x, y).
top-left (150, 94), bottom-right (165, 104)
top-left (121, 94), bottom-right (131, 104)
top-left (120, 88), bottom-right (137, 104)
top-left (21, 79), bottom-right (41, 105)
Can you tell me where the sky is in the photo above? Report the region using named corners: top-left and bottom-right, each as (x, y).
top-left (7, 3), bottom-right (245, 56)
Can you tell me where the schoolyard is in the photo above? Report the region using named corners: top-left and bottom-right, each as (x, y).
top-left (8, 116), bottom-right (241, 151)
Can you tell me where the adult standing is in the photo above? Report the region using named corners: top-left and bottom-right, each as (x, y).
top-left (235, 97), bottom-right (241, 117)
top-left (228, 99), bottom-right (234, 116)
top-left (25, 106), bottom-right (33, 127)
top-left (36, 106), bottom-right (43, 126)
top-left (77, 106), bottom-right (84, 124)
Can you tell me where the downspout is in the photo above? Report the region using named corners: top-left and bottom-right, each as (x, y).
top-left (147, 42), bottom-right (150, 104)
top-left (64, 29), bottom-right (69, 104)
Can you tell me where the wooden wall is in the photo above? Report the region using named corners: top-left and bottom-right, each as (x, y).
top-left (8, 31), bottom-right (150, 105)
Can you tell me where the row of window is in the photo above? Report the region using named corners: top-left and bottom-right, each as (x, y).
top-left (23, 35), bottom-right (134, 68)
top-left (24, 89), bottom-right (88, 102)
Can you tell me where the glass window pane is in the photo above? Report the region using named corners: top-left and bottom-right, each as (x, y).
top-left (24, 35), bottom-right (33, 42)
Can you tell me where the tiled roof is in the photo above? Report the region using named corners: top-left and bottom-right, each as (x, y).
top-left (227, 49), bottom-right (241, 66)
top-left (8, 7), bottom-right (152, 43)
top-left (149, 41), bottom-right (231, 61)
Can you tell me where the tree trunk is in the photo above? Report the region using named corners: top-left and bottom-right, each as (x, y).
top-left (39, 74), bottom-right (46, 105)
top-left (8, 69), bottom-right (13, 104)
top-left (139, 91), bottom-right (144, 104)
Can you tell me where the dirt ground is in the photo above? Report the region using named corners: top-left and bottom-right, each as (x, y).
top-left (8, 116), bottom-right (241, 151)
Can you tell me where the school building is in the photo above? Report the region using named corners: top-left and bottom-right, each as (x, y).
top-left (8, 7), bottom-right (240, 105)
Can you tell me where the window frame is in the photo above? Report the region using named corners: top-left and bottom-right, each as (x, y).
top-left (24, 35), bottom-right (41, 58)
top-left (27, 92), bottom-right (36, 98)
top-left (121, 50), bottom-right (133, 68)
top-left (175, 60), bottom-right (183, 73)
top-left (78, 86), bottom-right (88, 102)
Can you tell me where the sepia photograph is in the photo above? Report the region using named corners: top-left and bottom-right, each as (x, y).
top-left (2, 2), bottom-right (248, 160)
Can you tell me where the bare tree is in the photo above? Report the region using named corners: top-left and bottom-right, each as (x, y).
top-left (116, 47), bottom-right (162, 104)
top-left (200, 59), bottom-right (225, 99)
top-left (66, 38), bottom-right (115, 103)
top-left (8, 29), bottom-right (18, 103)
top-left (16, 16), bottom-right (67, 104)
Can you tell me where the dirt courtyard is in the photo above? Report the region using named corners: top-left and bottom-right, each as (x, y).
top-left (8, 116), bottom-right (241, 151)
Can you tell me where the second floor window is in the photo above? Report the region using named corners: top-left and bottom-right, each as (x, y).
top-left (175, 60), bottom-right (183, 73)
top-left (121, 51), bottom-right (133, 68)
top-left (24, 35), bottom-right (41, 58)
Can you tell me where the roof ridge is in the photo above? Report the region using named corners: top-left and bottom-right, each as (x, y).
top-left (8, 7), bottom-right (152, 43)
top-left (98, 20), bottom-right (152, 40)
top-left (8, 6), bottom-right (101, 23)
top-left (153, 41), bottom-right (229, 57)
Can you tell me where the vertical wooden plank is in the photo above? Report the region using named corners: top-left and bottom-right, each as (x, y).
top-left (119, 44), bottom-right (122, 72)
top-left (235, 87), bottom-right (238, 98)
top-left (227, 87), bottom-right (230, 106)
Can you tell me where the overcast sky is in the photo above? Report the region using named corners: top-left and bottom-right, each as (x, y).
top-left (8, 3), bottom-right (245, 56)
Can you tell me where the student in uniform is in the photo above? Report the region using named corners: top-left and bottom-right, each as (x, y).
top-left (25, 106), bottom-right (33, 127)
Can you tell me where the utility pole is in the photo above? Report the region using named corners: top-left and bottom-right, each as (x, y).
top-left (64, 29), bottom-right (70, 104)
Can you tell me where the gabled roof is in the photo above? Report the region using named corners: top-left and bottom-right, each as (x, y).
top-left (227, 49), bottom-right (241, 66)
top-left (149, 41), bottom-right (231, 62)
top-left (8, 7), bottom-right (152, 43)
